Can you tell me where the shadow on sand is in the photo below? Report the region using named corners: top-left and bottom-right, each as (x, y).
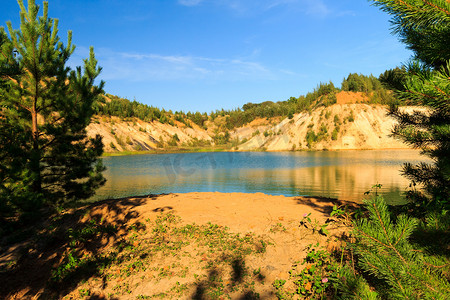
top-left (0, 194), bottom-right (161, 299)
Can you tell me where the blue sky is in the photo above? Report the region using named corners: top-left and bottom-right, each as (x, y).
top-left (1, 0), bottom-right (412, 113)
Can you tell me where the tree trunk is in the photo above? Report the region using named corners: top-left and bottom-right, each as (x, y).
top-left (30, 106), bottom-right (42, 195)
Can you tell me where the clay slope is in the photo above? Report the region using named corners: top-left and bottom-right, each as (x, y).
top-left (88, 116), bottom-right (212, 152)
top-left (87, 104), bottom-right (419, 152)
top-left (235, 104), bottom-right (413, 151)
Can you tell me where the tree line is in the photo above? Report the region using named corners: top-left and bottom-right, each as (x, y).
top-left (97, 73), bottom-right (398, 131)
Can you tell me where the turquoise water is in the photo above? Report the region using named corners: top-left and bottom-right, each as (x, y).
top-left (92, 150), bottom-right (428, 204)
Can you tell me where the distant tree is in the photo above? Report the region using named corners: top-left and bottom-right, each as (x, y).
top-left (315, 81), bottom-right (336, 96)
top-left (0, 0), bottom-right (105, 220)
top-left (341, 73), bottom-right (375, 93)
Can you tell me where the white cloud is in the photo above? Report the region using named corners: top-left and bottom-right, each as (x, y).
top-left (303, 0), bottom-right (330, 17)
top-left (178, 0), bottom-right (204, 6)
top-left (69, 47), bottom-right (281, 82)
top-left (264, 0), bottom-right (298, 10)
top-left (177, 0), bottom-right (333, 18)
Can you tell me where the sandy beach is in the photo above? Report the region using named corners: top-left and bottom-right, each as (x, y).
top-left (1, 192), bottom-right (356, 299)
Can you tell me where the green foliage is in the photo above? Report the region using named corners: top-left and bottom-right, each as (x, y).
top-left (273, 279), bottom-right (286, 289)
top-left (300, 213), bottom-right (329, 236)
top-left (292, 243), bottom-right (336, 298)
top-left (379, 67), bottom-right (407, 92)
top-left (331, 127), bottom-right (339, 141)
top-left (390, 62), bottom-right (450, 208)
top-left (125, 136), bottom-right (133, 145)
top-left (51, 219), bottom-right (117, 283)
top-left (347, 110), bottom-right (354, 123)
top-left (334, 264), bottom-right (379, 300)
top-left (0, 0), bottom-right (105, 220)
top-left (99, 94), bottom-right (164, 122)
top-left (213, 131), bottom-right (230, 145)
top-left (187, 111), bottom-right (208, 127)
top-left (341, 73), bottom-right (399, 105)
top-left (97, 72), bottom-right (393, 133)
top-left (306, 130), bottom-right (318, 149)
top-left (269, 222), bottom-right (287, 233)
top-left (305, 124), bottom-right (328, 148)
top-left (333, 114), bottom-right (341, 125)
top-left (371, 0), bottom-right (450, 209)
top-left (347, 196), bottom-right (450, 299)
top-left (316, 81), bottom-right (336, 97)
top-left (168, 133), bottom-right (180, 147)
top-left (274, 243), bottom-right (340, 300)
top-left (341, 73), bottom-right (379, 93)
top-left (115, 135), bottom-right (125, 147)
top-left (371, 0), bottom-right (450, 69)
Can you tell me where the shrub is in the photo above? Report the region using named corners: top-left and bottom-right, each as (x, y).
top-left (126, 136), bottom-right (133, 145)
top-left (306, 130), bottom-right (318, 148)
top-left (340, 196), bottom-right (450, 299)
top-left (168, 134), bottom-right (180, 147)
top-left (331, 128), bottom-right (339, 141)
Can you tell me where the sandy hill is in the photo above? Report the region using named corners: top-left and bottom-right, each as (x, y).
top-left (234, 104), bottom-right (411, 151)
top-left (87, 92), bottom-right (416, 153)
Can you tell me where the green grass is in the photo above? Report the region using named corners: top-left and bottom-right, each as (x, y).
top-left (47, 212), bottom-right (270, 299)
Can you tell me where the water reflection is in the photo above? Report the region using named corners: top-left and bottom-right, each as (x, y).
top-left (92, 150), bottom-right (428, 204)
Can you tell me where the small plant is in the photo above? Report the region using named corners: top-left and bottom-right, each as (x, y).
top-left (333, 114), bottom-right (340, 125)
top-left (364, 183), bottom-right (382, 197)
top-left (273, 279), bottom-right (286, 289)
top-left (115, 135), bottom-right (125, 146)
top-left (273, 279), bottom-right (290, 299)
top-left (126, 136), bottom-right (133, 145)
top-left (347, 110), bottom-right (355, 122)
top-left (78, 288), bottom-right (90, 297)
top-left (291, 243), bottom-right (337, 299)
top-left (330, 205), bottom-right (345, 219)
top-left (168, 133), bottom-right (180, 147)
top-left (306, 130), bottom-right (318, 148)
top-left (300, 213), bottom-right (329, 236)
top-left (269, 223), bottom-right (287, 233)
top-left (331, 128), bottom-right (338, 140)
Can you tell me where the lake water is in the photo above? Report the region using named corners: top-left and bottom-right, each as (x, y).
top-left (92, 150), bottom-right (428, 204)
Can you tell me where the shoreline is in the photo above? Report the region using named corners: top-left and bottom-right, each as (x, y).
top-left (81, 192), bottom-right (360, 235)
top-left (102, 147), bottom-right (419, 157)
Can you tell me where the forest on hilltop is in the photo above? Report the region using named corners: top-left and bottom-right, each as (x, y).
top-left (96, 72), bottom-right (401, 130)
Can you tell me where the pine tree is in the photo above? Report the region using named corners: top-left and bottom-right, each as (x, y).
top-left (372, 0), bottom-right (450, 209)
top-left (333, 2), bottom-right (450, 298)
top-left (373, 0), bottom-right (450, 69)
top-left (347, 196), bottom-right (450, 299)
top-left (0, 0), bottom-right (105, 219)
